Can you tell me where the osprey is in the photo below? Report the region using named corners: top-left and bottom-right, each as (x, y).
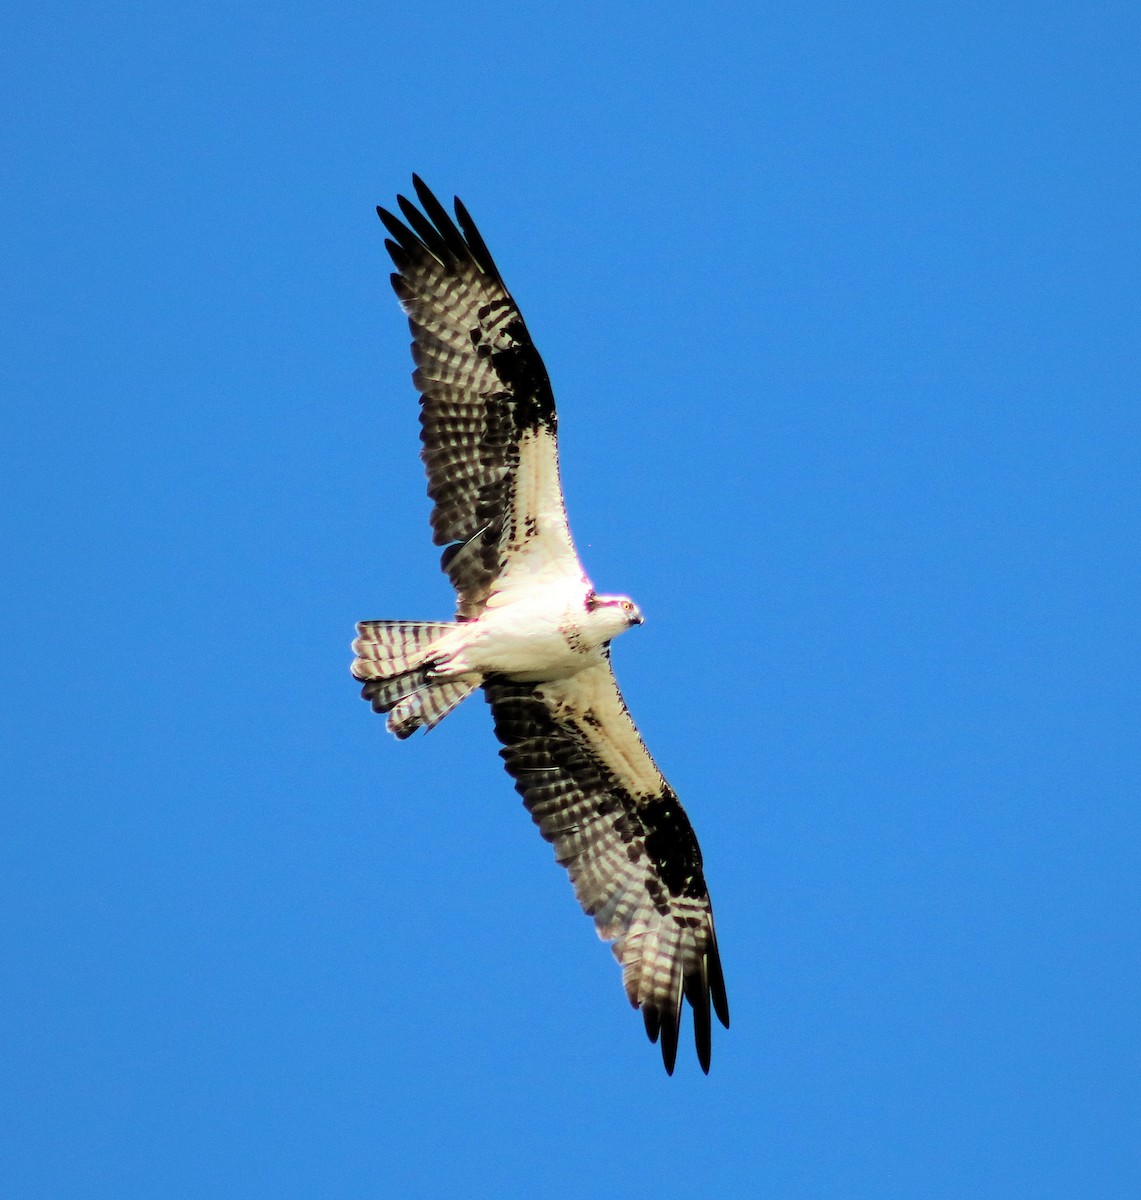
top-left (352, 177), bottom-right (729, 1073)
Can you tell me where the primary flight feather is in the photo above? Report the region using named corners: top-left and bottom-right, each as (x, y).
top-left (352, 177), bottom-right (729, 1073)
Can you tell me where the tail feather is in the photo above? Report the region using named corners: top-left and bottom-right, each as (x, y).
top-left (352, 619), bottom-right (454, 675)
top-left (352, 619), bottom-right (479, 738)
top-left (384, 677), bottom-right (477, 738)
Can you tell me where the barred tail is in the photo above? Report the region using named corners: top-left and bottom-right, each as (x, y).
top-left (351, 620), bottom-right (479, 739)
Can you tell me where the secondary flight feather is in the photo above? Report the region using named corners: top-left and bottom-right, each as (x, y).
top-left (352, 177), bottom-right (729, 1073)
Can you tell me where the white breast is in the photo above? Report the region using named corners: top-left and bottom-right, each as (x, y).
top-left (469, 582), bottom-right (601, 682)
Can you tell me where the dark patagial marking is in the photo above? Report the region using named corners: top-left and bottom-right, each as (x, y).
top-left (475, 301), bottom-right (557, 433)
top-left (560, 624), bottom-right (587, 654)
top-left (640, 788), bottom-right (709, 900)
top-left (644, 873), bottom-right (669, 916)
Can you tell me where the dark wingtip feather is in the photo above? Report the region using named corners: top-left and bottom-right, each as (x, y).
top-left (660, 1005), bottom-right (680, 1075)
top-left (453, 196), bottom-right (502, 282)
top-left (381, 177), bottom-right (501, 284)
top-left (410, 176), bottom-right (466, 257)
top-left (377, 205), bottom-right (414, 248)
top-left (384, 237), bottom-right (412, 274)
top-left (708, 932), bottom-right (730, 1030)
top-left (643, 1005), bottom-right (661, 1044)
top-left (685, 968), bottom-right (713, 1074)
top-left (396, 192), bottom-right (453, 263)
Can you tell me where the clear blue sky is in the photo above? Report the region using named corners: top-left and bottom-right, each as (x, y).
top-left (3, 2), bottom-right (1139, 1196)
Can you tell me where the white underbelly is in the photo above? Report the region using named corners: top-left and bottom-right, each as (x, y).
top-left (430, 596), bottom-right (603, 684)
top-left (469, 619), bottom-right (599, 682)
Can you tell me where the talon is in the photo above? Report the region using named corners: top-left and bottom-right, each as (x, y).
top-left (421, 654), bottom-right (450, 680)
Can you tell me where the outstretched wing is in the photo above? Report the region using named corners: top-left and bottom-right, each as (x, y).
top-left (379, 177), bottom-right (585, 620)
top-left (483, 663), bottom-right (730, 1074)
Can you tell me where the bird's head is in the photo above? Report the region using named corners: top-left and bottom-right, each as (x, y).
top-left (585, 591), bottom-right (645, 638)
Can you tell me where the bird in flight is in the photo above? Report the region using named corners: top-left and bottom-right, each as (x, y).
top-left (352, 177), bottom-right (729, 1073)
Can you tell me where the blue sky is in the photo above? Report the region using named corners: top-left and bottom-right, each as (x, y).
top-left (3, 2), bottom-right (1139, 1196)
